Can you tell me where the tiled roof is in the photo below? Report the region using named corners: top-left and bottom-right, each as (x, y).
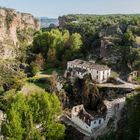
top-left (68, 59), bottom-right (110, 71)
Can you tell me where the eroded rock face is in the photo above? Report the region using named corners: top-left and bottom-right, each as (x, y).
top-left (0, 43), bottom-right (17, 59)
top-left (99, 25), bottom-right (123, 58)
top-left (0, 8), bottom-right (40, 59)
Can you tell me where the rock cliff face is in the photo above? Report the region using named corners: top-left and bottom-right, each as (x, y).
top-left (0, 8), bottom-right (40, 59)
top-left (99, 25), bottom-right (123, 58)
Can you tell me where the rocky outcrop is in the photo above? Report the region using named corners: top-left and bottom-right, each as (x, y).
top-left (0, 7), bottom-right (40, 59)
top-left (99, 25), bottom-right (123, 58)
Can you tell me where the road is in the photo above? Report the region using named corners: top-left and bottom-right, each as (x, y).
top-left (95, 77), bottom-right (140, 90)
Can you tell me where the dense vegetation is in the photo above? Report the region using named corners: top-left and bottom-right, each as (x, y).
top-left (117, 93), bottom-right (140, 140)
top-left (58, 14), bottom-right (140, 74)
top-left (1, 89), bottom-right (65, 140)
top-left (29, 29), bottom-right (83, 75)
top-left (1, 14), bottom-right (140, 140)
top-left (29, 14), bottom-right (140, 75)
top-left (59, 14), bottom-right (140, 49)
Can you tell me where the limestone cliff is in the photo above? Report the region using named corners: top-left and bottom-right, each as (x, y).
top-left (0, 7), bottom-right (40, 59)
top-left (99, 25), bottom-right (123, 58)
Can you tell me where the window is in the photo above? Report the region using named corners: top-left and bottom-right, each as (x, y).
top-left (94, 121), bottom-right (96, 124)
top-left (97, 71), bottom-right (98, 74)
top-left (96, 75), bottom-right (98, 79)
top-left (99, 119), bottom-right (101, 124)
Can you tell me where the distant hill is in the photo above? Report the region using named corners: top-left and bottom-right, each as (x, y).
top-left (40, 17), bottom-right (59, 28)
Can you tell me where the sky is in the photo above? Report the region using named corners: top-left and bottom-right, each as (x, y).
top-left (0, 0), bottom-right (140, 18)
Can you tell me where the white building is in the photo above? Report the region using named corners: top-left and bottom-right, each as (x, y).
top-left (71, 105), bottom-right (105, 134)
top-left (65, 59), bottom-right (111, 83)
top-left (70, 97), bottom-right (126, 135)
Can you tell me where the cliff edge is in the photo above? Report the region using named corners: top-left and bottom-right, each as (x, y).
top-left (0, 7), bottom-right (40, 59)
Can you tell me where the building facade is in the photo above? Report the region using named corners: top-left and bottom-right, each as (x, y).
top-left (70, 97), bottom-right (126, 135)
top-left (71, 105), bottom-right (105, 134)
top-left (65, 59), bottom-right (111, 83)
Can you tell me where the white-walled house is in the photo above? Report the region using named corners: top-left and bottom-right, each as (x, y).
top-left (71, 105), bottom-right (105, 134)
top-left (65, 59), bottom-right (111, 83)
top-left (70, 97), bottom-right (126, 135)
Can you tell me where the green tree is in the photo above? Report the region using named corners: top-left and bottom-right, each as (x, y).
top-left (127, 48), bottom-right (140, 70)
top-left (31, 29), bottom-right (83, 68)
top-left (5, 108), bottom-right (24, 140)
top-left (121, 94), bottom-right (140, 140)
top-left (2, 91), bottom-right (65, 140)
top-left (70, 33), bottom-right (83, 51)
top-left (32, 31), bottom-right (49, 56)
top-left (2, 94), bottom-right (27, 140)
top-left (46, 29), bottom-right (64, 66)
top-left (123, 31), bottom-right (135, 45)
